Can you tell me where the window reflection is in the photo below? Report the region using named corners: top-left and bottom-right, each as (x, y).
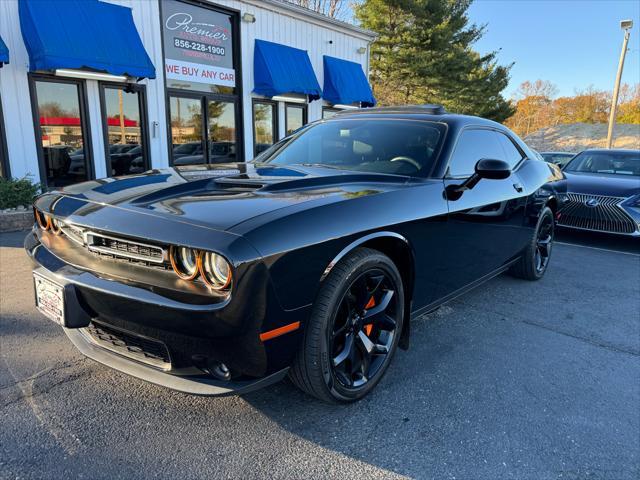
top-left (253, 102), bottom-right (275, 156)
top-left (35, 80), bottom-right (89, 187)
top-left (286, 105), bottom-right (305, 136)
top-left (0, 94), bottom-right (7, 178)
top-left (207, 101), bottom-right (236, 164)
top-left (322, 108), bottom-right (340, 119)
top-left (170, 96), bottom-right (204, 166)
top-left (104, 87), bottom-right (146, 176)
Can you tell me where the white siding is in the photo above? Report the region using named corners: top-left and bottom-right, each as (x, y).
top-left (0, 0), bottom-right (372, 181)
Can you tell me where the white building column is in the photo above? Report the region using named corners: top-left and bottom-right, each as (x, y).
top-left (0, 0), bottom-right (40, 182)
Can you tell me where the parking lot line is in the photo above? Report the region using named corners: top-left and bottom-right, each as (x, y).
top-left (556, 241), bottom-right (640, 257)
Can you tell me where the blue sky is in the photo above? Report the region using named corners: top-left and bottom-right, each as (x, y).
top-left (467, 0), bottom-right (640, 98)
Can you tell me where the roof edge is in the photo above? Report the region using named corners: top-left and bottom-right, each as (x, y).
top-left (241, 0), bottom-right (377, 41)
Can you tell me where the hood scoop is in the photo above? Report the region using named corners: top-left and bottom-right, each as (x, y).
top-left (213, 177), bottom-right (266, 191)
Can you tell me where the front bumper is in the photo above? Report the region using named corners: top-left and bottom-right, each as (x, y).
top-left (25, 229), bottom-right (306, 396)
top-left (557, 193), bottom-right (640, 237)
top-left (64, 326), bottom-right (288, 396)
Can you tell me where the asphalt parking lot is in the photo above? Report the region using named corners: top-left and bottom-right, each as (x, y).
top-left (1, 229), bottom-right (638, 479)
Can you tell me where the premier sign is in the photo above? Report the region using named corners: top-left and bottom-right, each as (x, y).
top-left (165, 59), bottom-right (235, 87)
top-left (161, 0), bottom-right (236, 88)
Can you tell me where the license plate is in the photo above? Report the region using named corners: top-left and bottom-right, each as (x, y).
top-left (34, 273), bottom-right (65, 325)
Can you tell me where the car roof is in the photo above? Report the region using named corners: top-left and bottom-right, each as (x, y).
top-left (334, 105), bottom-right (503, 129)
top-left (579, 148), bottom-right (640, 154)
top-left (541, 151), bottom-right (576, 155)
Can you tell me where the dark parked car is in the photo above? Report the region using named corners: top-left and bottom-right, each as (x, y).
top-left (109, 145), bottom-right (144, 176)
top-left (172, 142), bottom-right (203, 162)
top-left (109, 144), bottom-right (137, 155)
top-left (175, 142), bottom-right (237, 166)
top-left (557, 148), bottom-right (639, 236)
top-left (26, 106), bottom-right (564, 403)
top-left (540, 151), bottom-right (576, 168)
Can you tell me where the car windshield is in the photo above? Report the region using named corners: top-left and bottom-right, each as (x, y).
top-left (258, 119), bottom-right (445, 176)
top-left (541, 153), bottom-right (575, 167)
top-left (565, 151), bottom-right (640, 176)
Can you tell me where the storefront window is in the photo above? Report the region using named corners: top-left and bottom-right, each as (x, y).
top-left (207, 100), bottom-right (236, 163)
top-left (170, 96), bottom-right (204, 166)
top-left (33, 78), bottom-right (90, 188)
top-left (253, 101), bottom-right (276, 157)
top-left (0, 94), bottom-right (8, 178)
top-left (322, 107), bottom-right (341, 119)
top-left (285, 104), bottom-right (307, 136)
top-left (102, 85), bottom-right (148, 176)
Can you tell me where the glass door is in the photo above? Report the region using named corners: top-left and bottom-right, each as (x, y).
top-left (168, 93), bottom-right (239, 166)
top-left (169, 95), bottom-right (204, 166)
top-left (101, 84), bottom-right (149, 176)
top-left (207, 99), bottom-right (237, 164)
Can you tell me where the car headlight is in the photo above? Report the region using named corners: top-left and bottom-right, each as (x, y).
top-left (34, 209), bottom-right (51, 231)
top-left (50, 217), bottom-right (63, 235)
top-left (198, 251), bottom-right (232, 290)
top-left (169, 246), bottom-right (199, 280)
top-left (627, 195), bottom-right (640, 208)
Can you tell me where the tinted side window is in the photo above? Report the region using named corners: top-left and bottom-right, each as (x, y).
top-left (496, 132), bottom-right (524, 168)
top-left (448, 129), bottom-right (505, 177)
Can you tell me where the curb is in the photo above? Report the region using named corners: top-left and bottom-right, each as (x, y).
top-left (1, 211), bottom-right (33, 233)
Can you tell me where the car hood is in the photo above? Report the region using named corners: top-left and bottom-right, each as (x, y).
top-left (564, 171), bottom-right (640, 198)
top-left (50, 163), bottom-right (410, 232)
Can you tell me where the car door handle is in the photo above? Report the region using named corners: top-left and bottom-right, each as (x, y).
top-left (513, 183), bottom-right (523, 193)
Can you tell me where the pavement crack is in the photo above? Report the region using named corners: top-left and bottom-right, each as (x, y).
top-left (519, 318), bottom-right (640, 358)
top-left (0, 358), bottom-right (87, 393)
top-left (453, 300), bottom-right (640, 358)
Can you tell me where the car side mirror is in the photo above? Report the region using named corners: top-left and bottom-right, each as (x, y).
top-left (445, 158), bottom-right (511, 200)
top-left (475, 158), bottom-right (511, 180)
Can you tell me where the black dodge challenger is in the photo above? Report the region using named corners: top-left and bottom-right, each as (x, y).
top-left (26, 106), bottom-right (564, 403)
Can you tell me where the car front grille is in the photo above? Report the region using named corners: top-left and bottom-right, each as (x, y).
top-left (558, 193), bottom-right (637, 234)
top-left (59, 224), bottom-right (84, 246)
top-left (83, 321), bottom-right (171, 370)
top-left (86, 232), bottom-right (166, 263)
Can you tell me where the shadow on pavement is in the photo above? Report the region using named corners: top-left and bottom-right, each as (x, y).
top-left (556, 228), bottom-right (639, 255)
top-left (0, 230), bottom-right (29, 248)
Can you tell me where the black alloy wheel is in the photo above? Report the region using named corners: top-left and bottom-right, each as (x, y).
top-left (330, 268), bottom-right (398, 389)
top-left (289, 248), bottom-right (404, 403)
top-left (510, 206), bottom-right (555, 280)
top-left (535, 214), bottom-right (554, 274)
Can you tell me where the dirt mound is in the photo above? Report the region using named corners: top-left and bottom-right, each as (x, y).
top-left (524, 123), bottom-right (640, 152)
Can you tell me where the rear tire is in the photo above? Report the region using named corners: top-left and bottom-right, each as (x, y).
top-left (510, 206), bottom-right (555, 281)
top-left (289, 248), bottom-right (404, 403)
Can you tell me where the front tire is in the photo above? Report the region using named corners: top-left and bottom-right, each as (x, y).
top-left (510, 206), bottom-right (555, 280)
top-left (289, 248), bottom-right (404, 403)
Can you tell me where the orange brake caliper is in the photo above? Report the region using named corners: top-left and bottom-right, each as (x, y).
top-left (364, 296), bottom-right (375, 336)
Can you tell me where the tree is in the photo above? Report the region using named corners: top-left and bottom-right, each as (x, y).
top-left (287, 0), bottom-right (350, 19)
top-left (355, 0), bottom-right (514, 122)
top-left (616, 83), bottom-right (640, 124)
top-left (504, 80), bottom-right (639, 137)
top-left (505, 80), bottom-right (558, 135)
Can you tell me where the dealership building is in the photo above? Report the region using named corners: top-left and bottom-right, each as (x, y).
top-left (0, 0), bottom-right (376, 188)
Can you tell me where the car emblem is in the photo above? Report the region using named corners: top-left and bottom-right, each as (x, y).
top-left (585, 198), bottom-right (600, 207)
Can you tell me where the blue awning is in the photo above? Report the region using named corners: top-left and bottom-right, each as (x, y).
top-left (0, 35), bottom-right (8, 66)
top-left (323, 56), bottom-right (376, 107)
top-left (253, 39), bottom-right (322, 101)
top-left (19, 0), bottom-right (155, 79)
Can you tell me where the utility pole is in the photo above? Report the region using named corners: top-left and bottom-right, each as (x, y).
top-left (118, 89), bottom-right (126, 144)
top-left (606, 19), bottom-right (633, 149)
